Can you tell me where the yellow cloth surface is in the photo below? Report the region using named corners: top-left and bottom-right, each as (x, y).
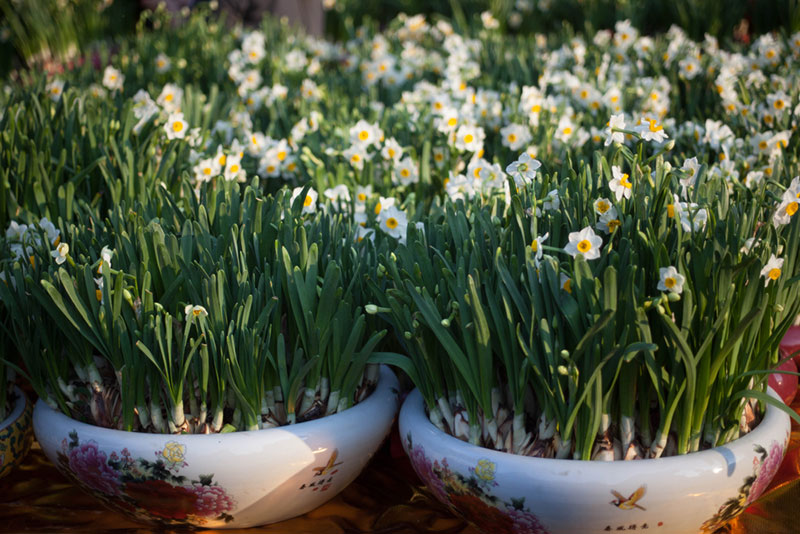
top-left (3, 403), bottom-right (800, 534)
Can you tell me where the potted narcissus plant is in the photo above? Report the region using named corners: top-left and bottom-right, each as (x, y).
top-left (370, 132), bottom-right (800, 533)
top-left (0, 220), bottom-right (62, 479)
top-left (1, 183), bottom-right (398, 529)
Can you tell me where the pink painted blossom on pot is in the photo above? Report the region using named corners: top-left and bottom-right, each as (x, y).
top-left (67, 441), bottom-right (121, 496)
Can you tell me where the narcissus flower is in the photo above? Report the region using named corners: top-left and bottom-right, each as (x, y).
top-left (165, 112), bottom-right (188, 140)
top-left (51, 242), bottom-right (69, 265)
top-left (379, 206), bottom-right (408, 241)
top-left (760, 254), bottom-right (783, 287)
top-left (184, 305), bottom-right (209, 322)
top-left (290, 187), bottom-right (318, 214)
top-left (609, 165), bottom-right (632, 201)
top-left (564, 226), bottom-right (603, 260)
top-left (657, 266), bottom-right (685, 294)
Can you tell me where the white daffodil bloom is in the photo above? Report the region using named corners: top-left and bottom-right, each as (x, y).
top-left (157, 83), bottom-right (183, 112)
top-left (564, 226), bottom-right (603, 260)
top-left (604, 114), bottom-right (626, 146)
top-left (379, 206), bottom-right (408, 241)
top-left (773, 189), bottom-right (799, 227)
top-left (155, 53), bottom-right (171, 73)
top-left (184, 304), bottom-right (209, 322)
top-left (290, 187), bottom-right (318, 214)
top-left (609, 165), bottom-right (633, 201)
top-left (46, 79), bottom-right (65, 101)
top-left (635, 117), bottom-right (669, 143)
top-left (38, 218), bottom-right (60, 246)
top-left (596, 207), bottom-right (621, 234)
top-left (394, 157), bottom-right (419, 186)
top-left (102, 66), bottom-right (124, 92)
top-left (223, 154), bottom-right (245, 182)
top-left (530, 233), bottom-right (549, 265)
top-left (500, 123), bottom-right (532, 151)
top-left (165, 112), bottom-right (188, 140)
top-left (593, 197), bottom-right (613, 216)
top-left (760, 254), bottom-right (783, 287)
top-left (51, 242), bottom-right (69, 265)
top-left (381, 137), bottom-right (403, 162)
top-left (505, 152), bottom-right (541, 187)
top-left (657, 266), bottom-right (685, 294)
top-left (343, 145), bottom-right (368, 171)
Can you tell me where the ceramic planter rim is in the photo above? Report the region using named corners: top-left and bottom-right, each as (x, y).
top-left (400, 386), bottom-right (788, 470)
top-left (1, 386), bottom-right (28, 431)
top-left (34, 364), bottom-right (397, 443)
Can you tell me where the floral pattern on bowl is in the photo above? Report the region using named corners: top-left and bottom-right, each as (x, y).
top-left (56, 430), bottom-right (235, 526)
top-left (0, 387), bottom-right (33, 480)
top-left (700, 439), bottom-right (788, 532)
top-left (406, 434), bottom-right (550, 534)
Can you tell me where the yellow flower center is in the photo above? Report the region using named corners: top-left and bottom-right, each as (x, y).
top-left (597, 200), bottom-right (610, 213)
top-left (664, 277), bottom-right (676, 288)
top-left (357, 193), bottom-right (367, 202)
top-left (464, 134), bottom-right (474, 144)
top-left (531, 241), bottom-right (538, 252)
top-left (193, 308), bottom-right (203, 316)
top-left (165, 94), bottom-right (174, 102)
top-left (96, 289), bottom-right (103, 301)
top-left (769, 268), bottom-right (781, 280)
top-left (787, 202), bottom-right (798, 216)
top-left (388, 148), bottom-right (396, 157)
top-left (774, 99), bottom-right (785, 110)
top-left (359, 130), bottom-right (369, 141)
top-left (401, 169), bottom-right (410, 178)
top-left (667, 204), bottom-right (675, 218)
top-left (759, 140), bottom-right (768, 150)
top-left (577, 239), bottom-right (591, 253)
top-left (203, 167), bottom-right (212, 175)
top-left (230, 164), bottom-right (240, 173)
top-left (374, 202), bottom-right (382, 214)
top-left (352, 154), bottom-right (361, 163)
top-left (386, 217), bottom-right (399, 229)
top-left (563, 127), bottom-right (573, 135)
top-left (648, 119), bottom-right (662, 132)
top-left (766, 49), bottom-right (776, 59)
top-left (563, 279), bottom-right (572, 293)
top-left (508, 133), bottom-right (517, 143)
top-left (621, 173), bottom-right (632, 188)
top-left (303, 195), bottom-right (313, 207)
top-left (219, 154), bottom-right (226, 166)
top-left (608, 219), bottom-right (621, 231)
top-left (447, 117), bottom-right (458, 127)
top-left (277, 151), bottom-right (287, 161)
top-left (172, 121), bottom-right (184, 133)
top-left (434, 153), bottom-right (444, 161)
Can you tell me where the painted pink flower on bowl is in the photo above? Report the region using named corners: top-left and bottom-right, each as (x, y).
top-left (67, 440), bottom-right (122, 496)
top-left (55, 430), bottom-right (235, 526)
top-left (747, 441), bottom-right (785, 504)
top-left (191, 483), bottom-right (236, 517)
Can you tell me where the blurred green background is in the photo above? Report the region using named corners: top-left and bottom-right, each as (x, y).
top-left (0, 0), bottom-right (798, 78)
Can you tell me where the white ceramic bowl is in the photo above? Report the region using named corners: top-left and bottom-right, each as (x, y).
top-left (400, 388), bottom-right (790, 534)
top-left (34, 365), bottom-right (399, 529)
top-left (0, 386), bottom-right (33, 479)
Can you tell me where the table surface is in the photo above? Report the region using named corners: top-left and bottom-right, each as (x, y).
top-left (3, 401), bottom-right (800, 534)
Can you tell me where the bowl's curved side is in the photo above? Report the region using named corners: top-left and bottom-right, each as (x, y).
top-left (0, 387), bottom-right (33, 479)
top-left (34, 365), bottom-right (400, 529)
top-left (399, 388), bottom-right (791, 534)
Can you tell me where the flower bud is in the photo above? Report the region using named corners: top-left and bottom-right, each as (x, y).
top-left (365, 304), bottom-right (379, 315)
top-left (667, 291), bottom-right (681, 302)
